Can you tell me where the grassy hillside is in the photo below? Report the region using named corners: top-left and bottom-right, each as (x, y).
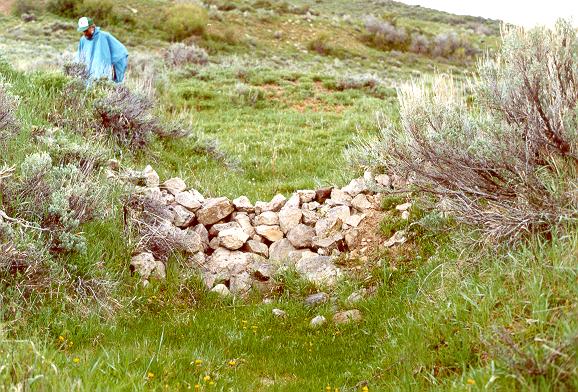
top-left (1, 1), bottom-right (577, 391)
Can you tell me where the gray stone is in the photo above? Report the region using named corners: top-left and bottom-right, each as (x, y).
top-left (314, 216), bottom-right (342, 237)
top-left (302, 201), bottom-right (320, 210)
top-left (279, 208), bottom-right (302, 234)
top-left (302, 210), bottom-right (319, 226)
top-left (192, 224), bottom-right (209, 250)
top-left (233, 213), bottom-right (256, 237)
top-left (230, 272), bottom-right (252, 295)
top-left (304, 292), bottom-right (329, 306)
top-left (384, 230), bottom-right (407, 247)
top-left (310, 315), bottom-right (327, 328)
top-left (297, 189), bottom-right (316, 203)
top-left (401, 210), bottom-right (410, 220)
top-left (329, 188), bottom-right (352, 205)
top-left (351, 194), bottom-right (373, 211)
top-left (172, 205), bottom-right (195, 228)
top-left (347, 289), bottom-right (367, 304)
top-left (287, 224), bottom-right (315, 249)
top-left (130, 252), bottom-right (166, 280)
top-left (342, 178), bottom-right (368, 197)
top-left (395, 202), bottom-right (412, 211)
top-left (333, 309), bottom-right (362, 324)
top-left (288, 249), bottom-right (317, 264)
top-left (175, 191), bottom-right (203, 211)
top-left (296, 256), bottom-right (342, 286)
top-left (197, 197), bottom-right (234, 225)
top-left (312, 233), bottom-right (343, 250)
top-left (255, 194), bottom-right (286, 214)
top-left (209, 222), bottom-right (241, 237)
top-left (232, 196), bottom-right (254, 213)
top-left (254, 211), bottom-right (279, 226)
top-left (250, 261), bottom-right (276, 280)
top-left (345, 214), bottom-right (365, 228)
top-left (143, 165), bottom-right (160, 188)
top-left (211, 283), bottom-right (231, 297)
top-left (176, 229), bottom-right (203, 254)
top-left (255, 225), bottom-right (284, 242)
top-left (375, 174), bottom-right (391, 188)
top-left (209, 237), bottom-right (220, 250)
top-left (344, 228), bottom-right (359, 249)
top-left (218, 228), bottom-right (250, 250)
top-left (326, 205), bottom-right (350, 222)
top-left (142, 187), bottom-right (163, 202)
top-left (272, 308), bottom-right (286, 318)
top-left (269, 238), bottom-right (297, 262)
top-left (283, 193), bottom-right (301, 210)
top-left (244, 240), bottom-right (269, 258)
top-left (162, 177), bottom-right (187, 195)
top-left (205, 247), bottom-right (253, 276)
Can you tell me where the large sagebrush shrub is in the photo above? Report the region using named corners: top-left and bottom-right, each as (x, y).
top-left (349, 21), bottom-right (578, 241)
top-left (164, 43), bottom-right (209, 67)
top-left (162, 4), bottom-right (208, 42)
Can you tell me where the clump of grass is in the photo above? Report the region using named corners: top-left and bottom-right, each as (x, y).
top-left (231, 83), bottom-right (264, 107)
top-left (161, 3), bottom-right (208, 42)
top-left (0, 80), bottom-right (20, 146)
top-left (336, 73), bottom-right (380, 90)
top-left (307, 33), bottom-right (337, 56)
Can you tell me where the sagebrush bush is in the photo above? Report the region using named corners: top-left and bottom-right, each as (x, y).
top-left (307, 33), bottom-right (336, 56)
top-left (363, 15), bottom-right (408, 51)
top-left (349, 21), bottom-right (578, 241)
top-left (164, 43), bottom-right (209, 67)
top-left (0, 80), bottom-right (20, 146)
top-left (162, 4), bottom-right (208, 41)
top-left (232, 83), bottom-right (264, 107)
top-left (336, 74), bottom-right (380, 91)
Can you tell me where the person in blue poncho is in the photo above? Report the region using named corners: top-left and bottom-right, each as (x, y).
top-left (77, 17), bottom-right (128, 83)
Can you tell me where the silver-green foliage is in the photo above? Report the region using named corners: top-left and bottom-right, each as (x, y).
top-left (350, 20), bottom-right (578, 240)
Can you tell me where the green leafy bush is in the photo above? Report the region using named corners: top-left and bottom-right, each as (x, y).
top-left (162, 4), bottom-right (208, 42)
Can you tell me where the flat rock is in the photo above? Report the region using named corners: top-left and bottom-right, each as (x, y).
top-left (296, 256), bottom-right (342, 286)
top-left (218, 228), bottom-right (250, 250)
top-left (279, 208), bottom-right (302, 234)
top-left (287, 224), bottom-right (315, 249)
top-left (297, 189), bottom-right (316, 203)
top-left (314, 216), bottom-right (342, 237)
top-left (254, 211), bottom-right (279, 226)
top-left (304, 292), bottom-right (329, 306)
top-left (209, 222), bottom-right (241, 237)
top-left (232, 196), bottom-right (254, 213)
top-left (333, 309), bottom-right (362, 324)
top-left (326, 205), bottom-right (350, 222)
top-left (162, 177), bottom-right (187, 195)
top-left (329, 188), bottom-right (352, 205)
top-left (175, 191), bottom-right (203, 211)
top-left (172, 205), bottom-right (195, 228)
top-left (197, 197), bottom-right (234, 225)
top-left (255, 225), bottom-right (284, 242)
top-left (269, 238), bottom-right (297, 262)
top-left (395, 202), bottom-right (412, 211)
top-left (345, 214), bottom-right (365, 228)
top-left (312, 232), bottom-right (343, 250)
top-left (342, 178), bottom-right (368, 197)
top-left (351, 194), bottom-right (373, 211)
top-left (244, 240), bottom-right (269, 258)
top-left (384, 230), bottom-right (407, 247)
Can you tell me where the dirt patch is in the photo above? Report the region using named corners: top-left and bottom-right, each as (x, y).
top-left (0, 0), bottom-right (15, 15)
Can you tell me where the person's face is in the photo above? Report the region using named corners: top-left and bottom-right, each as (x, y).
top-left (83, 25), bottom-right (95, 39)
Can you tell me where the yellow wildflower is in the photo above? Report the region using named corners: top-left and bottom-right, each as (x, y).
top-left (326, 386), bottom-right (331, 391)
top-left (73, 357), bottom-right (80, 364)
top-left (209, 381), bottom-right (214, 386)
top-left (228, 360), bottom-right (236, 366)
top-left (58, 336), bottom-right (65, 342)
top-left (362, 386), bottom-right (369, 392)
top-left (194, 385), bottom-right (200, 390)
top-left (195, 359), bottom-right (203, 366)
top-left (203, 375), bottom-right (211, 382)
top-left (467, 379), bottom-right (476, 385)
top-left (147, 372), bottom-right (154, 379)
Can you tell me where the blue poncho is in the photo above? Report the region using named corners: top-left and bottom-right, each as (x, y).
top-left (77, 27), bottom-right (129, 83)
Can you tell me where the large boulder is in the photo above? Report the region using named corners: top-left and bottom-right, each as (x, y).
top-left (296, 256), bottom-right (342, 286)
top-left (197, 197), bottom-right (234, 225)
top-left (287, 224), bottom-right (315, 249)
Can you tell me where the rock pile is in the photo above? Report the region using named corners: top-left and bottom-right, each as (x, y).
top-left (126, 165), bottom-right (395, 295)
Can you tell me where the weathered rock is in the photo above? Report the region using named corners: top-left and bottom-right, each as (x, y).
top-left (287, 224), bottom-right (315, 249)
top-left (205, 247), bottom-right (253, 276)
top-left (209, 237), bottom-right (220, 250)
top-left (326, 205), bottom-right (350, 222)
top-left (401, 210), bottom-right (410, 220)
top-left (130, 252), bottom-right (166, 280)
top-left (283, 193), bottom-right (301, 210)
top-left (310, 315), bottom-right (327, 328)
top-left (250, 261), bottom-right (276, 280)
top-left (163, 226), bottom-right (203, 254)
top-left (143, 165), bottom-right (160, 188)
top-left (244, 240), bottom-right (269, 258)
top-left (233, 213), bottom-right (256, 237)
top-left (172, 205), bottom-right (195, 228)
top-left (272, 308), bottom-right (286, 318)
top-left (255, 194), bottom-right (286, 214)
top-left (347, 288), bottom-right (366, 304)
top-left (142, 187), bottom-right (163, 202)
top-left (255, 225), bottom-right (284, 242)
top-left (333, 309), bottom-right (362, 324)
top-left (197, 197), bottom-right (234, 225)
top-left (302, 210), bottom-right (319, 226)
top-left (304, 292), bottom-right (329, 306)
top-left (230, 272), bottom-right (252, 294)
top-left (395, 202), bottom-right (412, 211)
top-left (269, 238), bottom-right (297, 262)
top-left (162, 177), bottom-right (187, 195)
top-left (345, 214), bottom-right (365, 228)
top-left (279, 208), bottom-right (302, 234)
top-left (375, 174), bottom-right (391, 188)
top-left (315, 187), bottom-right (332, 203)
top-left (312, 233), bottom-right (344, 250)
top-left (254, 211), bottom-right (279, 226)
top-left (314, 216), bottom-right (342, 237)
top-left (209, 222), bottom-right (241, 237)
top-left (342, 178), bottom-right (368, 197)
top-left (344, 229), bottom-right (359, 249)
top-left (351, 194), bottom-right (373, 211)
top-left (329, 188), bottom-right (352, 205)
top-left (232, 196), bottom-right (254, 213)
top-left (218, 228), bottom-right (250, 250)
top-left (297, 189), bottom-right (316, 203)
top-left (188, 251), bottom-right (206, 267)
top-left (363, 170), bottom-right (374, 183)
top-left (288, 249), bottom-right (317, 264)
top-left (384, 230), bottom-right (407, 247)
top-left (211, 283), bottom-right (231, 297)
top-left (175, 191), bottom-right (203, 211)
top-left (296, 256), bottom-right (342, 286)
top-left (302, 201), bottom-right (320, 211)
